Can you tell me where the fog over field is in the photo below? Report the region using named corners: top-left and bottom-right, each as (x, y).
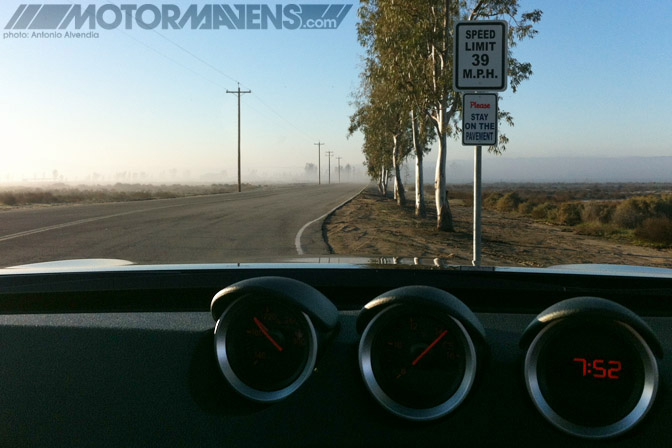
top-left (1, 156), bottom-right (671, 186)
top-left (438, 156), bottom-right (672, 184)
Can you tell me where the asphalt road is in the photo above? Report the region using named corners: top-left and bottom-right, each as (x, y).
top-left (0, 184), bottom-right (366, 268)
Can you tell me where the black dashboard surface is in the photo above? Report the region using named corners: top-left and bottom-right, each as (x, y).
top-left (0, 263), bottom-right (670, 447)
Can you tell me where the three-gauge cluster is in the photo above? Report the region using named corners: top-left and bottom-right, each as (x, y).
top-left (210, 278), bottom-right (662, 439)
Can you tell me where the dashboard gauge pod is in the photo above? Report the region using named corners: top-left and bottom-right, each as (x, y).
top-left (211, 277), bottom-right (338, 403)
top-left (521, 297), bottom-right (662, 439)
top-left (356, 286), bottom-right (486, 421)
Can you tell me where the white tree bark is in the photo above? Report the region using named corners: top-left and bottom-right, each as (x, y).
top-left (411, 110), bottom-right (426, 217)
top-left (392, 135), bottom-right (406, 206)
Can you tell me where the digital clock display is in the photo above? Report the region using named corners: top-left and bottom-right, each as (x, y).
top-left (572, 358), bottom-right (621, 379)
top-left (537, 320), bottom-right (645, 427)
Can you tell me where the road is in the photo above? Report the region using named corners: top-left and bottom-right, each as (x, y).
top-left (0, 184), bottom-right (365, 267)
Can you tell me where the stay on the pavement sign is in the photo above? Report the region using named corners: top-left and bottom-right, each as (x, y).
top-left (462, 94), bottom-right (497, 146)
top-left (454, 20), bottom-right (507, 92)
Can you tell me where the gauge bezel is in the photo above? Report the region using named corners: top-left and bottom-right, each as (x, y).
top-left (358, 304), bottom-right (477, 421)
top-left (524, 319), bottom-right (658, 439)
top-left (214, 295), bottom-right (318, 403)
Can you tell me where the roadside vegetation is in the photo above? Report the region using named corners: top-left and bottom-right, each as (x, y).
top-left (443, 183), bottom-right (672, 247)
top-left (0, 183), bottom-right (254, 208)
top-left (325, 185), bottom-right (672, 267)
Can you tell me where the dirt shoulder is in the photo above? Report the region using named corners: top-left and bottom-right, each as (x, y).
top-left (324, 186), bottom-right (672, 268)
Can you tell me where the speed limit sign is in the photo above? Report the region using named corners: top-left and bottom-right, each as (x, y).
top-left (454, 20), bottom-right (507, 92)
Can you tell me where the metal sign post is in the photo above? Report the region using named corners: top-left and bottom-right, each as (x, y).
top-left (463, 93), bottom-right (498, 266)
top-left (473, 145), bottom-right (482, 266)
top-left (454, 20), bottom-right (507, 267)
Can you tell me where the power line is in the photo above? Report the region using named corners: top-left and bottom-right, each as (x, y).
top-left (249, 95), bottom-right (315, 143)
top-left (150, 30), bottom-right (240, 85)
top-left (118, 30), bottom-right (229, 92)
top-left (106, 4), bottom-right (317, 145)
top-left (146, 28), bottom-right (317, 143)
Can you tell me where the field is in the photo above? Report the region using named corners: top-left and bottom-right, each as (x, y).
top-left (324, 184), bottom-right (672, 268)
top-left (0, 183), bottom-right (257, 208)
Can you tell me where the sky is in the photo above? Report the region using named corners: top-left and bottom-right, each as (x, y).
top-left (0, 0), bottom-right (671, 183)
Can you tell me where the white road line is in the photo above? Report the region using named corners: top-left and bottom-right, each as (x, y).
top-left (0, 204), bottom-right (182, 243)
top-left (295, 185), bottom-right (368, 255)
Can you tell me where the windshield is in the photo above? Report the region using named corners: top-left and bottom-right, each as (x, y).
top-left (1, 0), bottom-right (671, 269)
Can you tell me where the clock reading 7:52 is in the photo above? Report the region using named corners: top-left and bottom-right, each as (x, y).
top-left (573, 358), bottom-right (622, 379)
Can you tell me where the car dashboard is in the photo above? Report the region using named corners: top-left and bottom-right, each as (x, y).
top-left (0, 260), bottom-right (670, 447)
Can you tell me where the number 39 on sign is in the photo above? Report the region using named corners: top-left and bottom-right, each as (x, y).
top-left (454, 21), bottom-right (508, 92)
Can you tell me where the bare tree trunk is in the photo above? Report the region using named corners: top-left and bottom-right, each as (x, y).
top-left (434, 108), bottom-right (454, 231)
top-left (392, 135), bottom-right (406, 206)
top-left (432, 0), bottom-right (455, 231)
top-left (377, 170), bottom-right (384, 195)
top-left (411, 110), bottom-right (426, 217)
top-left (382, 167), bottom-right (389, 196)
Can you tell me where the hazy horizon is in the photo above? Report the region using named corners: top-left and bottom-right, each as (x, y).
top-left (3, 155), bottom-right (672, 186)
top-left (2, 1), bottom-right (671, 184)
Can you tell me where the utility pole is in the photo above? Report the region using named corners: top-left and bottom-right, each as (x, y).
top-left (325, 151), bottom-right (334, 184)
top-left (336, 156), bottom-right (342, 183)
top-left (314, 141), bottom-right (324, 184)
top-left (226, 83), bottom-right (251, 192)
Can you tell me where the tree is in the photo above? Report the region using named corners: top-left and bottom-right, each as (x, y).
top-left (410, 109), bottom-right (435, 217)
top-left (304, 163), bottom-right (317, 177)
top-left (353, 0), bottom-right (542, 229)
top-left (350, 7), bottom-right (419, 206)
top-left (348, 57), bottom-right (413, 204)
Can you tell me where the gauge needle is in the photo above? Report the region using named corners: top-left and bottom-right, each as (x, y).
top-left (254, 317), bottom-right (283, 352)
top-left (412, 330), bottom-right (448, 366)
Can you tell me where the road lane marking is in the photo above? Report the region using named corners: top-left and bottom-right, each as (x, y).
top-left (0, 204), bottom-right (183, 243)
top-left (295, 185), bottom-right (368, 255)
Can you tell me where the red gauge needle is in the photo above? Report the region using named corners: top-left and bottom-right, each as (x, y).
top-left (411, 330), bottom-right (448, 366)
top-left (253, 317), bottom-right (284, 352)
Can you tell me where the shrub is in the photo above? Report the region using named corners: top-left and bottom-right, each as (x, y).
top-left (0, 193), bottom-right (17, 206)
top-left (530, 202), bottom-right (557, 221)
top-left (575, 222), bottom-right (622, 238)
top-left (650, 194), bottom-right (672, 219)
top-left (518, 202), bottom-right (534, 215)
top-left (496, 192), bottom-right (522, 213)
top-left (555, 203), bottom-right (584, 226)
top-left (483, 192), bottom-right (502, 209)
top-left (634, 217), bottom-right (672, 245)
top-left (581, 202), bottom-right (615, 224)
top-left (612, 197), bottom-right (652, 229)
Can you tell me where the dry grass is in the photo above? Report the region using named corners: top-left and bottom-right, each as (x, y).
top-left (0, 183), bottom-right (257, 208)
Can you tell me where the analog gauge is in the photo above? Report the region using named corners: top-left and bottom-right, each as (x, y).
top-left (211, 276), bottom-right (338, 404)
top-left (359, 303), bottom-right (477, 421)
top-left (523, 298), bottom-right (660, 439)
top-left (214, 296), bottom-right (317, 403)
